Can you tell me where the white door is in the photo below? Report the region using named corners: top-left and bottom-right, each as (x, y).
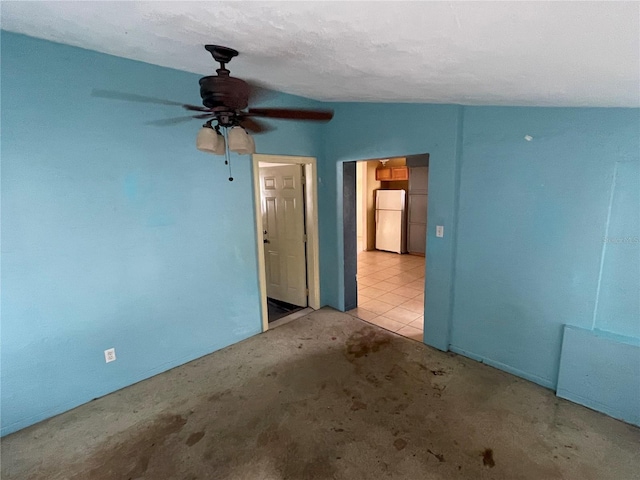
top-left (260, 164), bottom-right (308, 307)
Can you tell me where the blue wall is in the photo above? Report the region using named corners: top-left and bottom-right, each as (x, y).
top-left (557, 326), bottom-right (640, 426)
top-left (555, 156), bottom-right (639, 425)
top-left (451, 107), bottom-right (640, 389)
top-left (1, 32), bottom-right (322, 436)
top-left (593, 160), bottom-right (640, 337)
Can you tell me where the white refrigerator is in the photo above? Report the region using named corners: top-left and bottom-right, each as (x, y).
top-left (375, 190), bottom-right (407, 254)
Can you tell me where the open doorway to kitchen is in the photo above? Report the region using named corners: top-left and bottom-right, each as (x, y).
top-left (345, 154), bottom-right (429, 341)
top-left (252, 154), bottom-right (320, 331)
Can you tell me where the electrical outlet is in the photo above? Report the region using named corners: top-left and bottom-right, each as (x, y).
top-left (436, 225), bottom-right (444, 238)
top-left (104, 348), bottom-right (116, 363)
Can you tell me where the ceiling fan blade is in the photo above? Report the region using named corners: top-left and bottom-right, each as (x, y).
top-left (239, 117), bottom-right (273, 134)
top-left (145, 113), bottom-right (214, 127)
top-left (183, 105), bottom-right (213, 113)
top-left (92, 89), bottom-right (211, 112)
top-left (247, 108), bottom-right (334, 122)
top-left (92, 89), bottom-right (186, 106)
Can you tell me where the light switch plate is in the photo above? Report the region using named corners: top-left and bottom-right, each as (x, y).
top-left (436, 225), bottom-right (444, 238)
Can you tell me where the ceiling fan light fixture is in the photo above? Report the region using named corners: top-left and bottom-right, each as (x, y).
top-left (227, 126), bottom-right (255, 155)
top-left (196, 125), bottom-right (225, 155)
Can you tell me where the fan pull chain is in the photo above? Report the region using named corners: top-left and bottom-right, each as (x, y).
top-left (222, 127), bottom-right (234, 181)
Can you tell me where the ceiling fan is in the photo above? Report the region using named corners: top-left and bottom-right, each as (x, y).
top-left (93, 45), bottom-right (333, 180)
top-left (94, 45), bottom-right (334, 130)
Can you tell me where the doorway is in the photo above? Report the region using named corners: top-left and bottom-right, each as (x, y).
top-left (252, 154), bottom-right (320, 331)
top-left (345, 154), bottom-right (429, 342)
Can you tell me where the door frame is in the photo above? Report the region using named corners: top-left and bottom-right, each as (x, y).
top-left (356, 161), bottom-right (368, 253)
top-left (342, 154), bottom-right (432, 332)
top-left (343, 162), bottom-right (358, 311)
top-left (252, 154), bottom-right (320, 332)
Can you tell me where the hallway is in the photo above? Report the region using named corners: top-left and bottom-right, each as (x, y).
top-left (350, 250), bottom-right (425, 341)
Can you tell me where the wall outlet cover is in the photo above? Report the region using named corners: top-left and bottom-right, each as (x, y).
top-left (436, 225), bottom-right (444, 237)
top-left (104, 348), bottom-right (116, 363)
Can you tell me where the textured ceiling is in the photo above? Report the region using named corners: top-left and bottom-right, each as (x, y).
top-left (2, 1), bottom-right (638, 107)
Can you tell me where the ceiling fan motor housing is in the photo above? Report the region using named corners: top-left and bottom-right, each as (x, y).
top-left (199, 75), bottom-right (249, 110)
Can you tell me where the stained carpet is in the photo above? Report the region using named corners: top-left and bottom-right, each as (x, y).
top-left (2, 308), bottom-right (639, 480)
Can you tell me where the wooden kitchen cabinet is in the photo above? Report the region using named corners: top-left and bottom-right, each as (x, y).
top-left (375, 166), bottom-right (408, 181)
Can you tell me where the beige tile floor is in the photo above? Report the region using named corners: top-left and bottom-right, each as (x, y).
top-left (347, 250), bottom-right (425, 341)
